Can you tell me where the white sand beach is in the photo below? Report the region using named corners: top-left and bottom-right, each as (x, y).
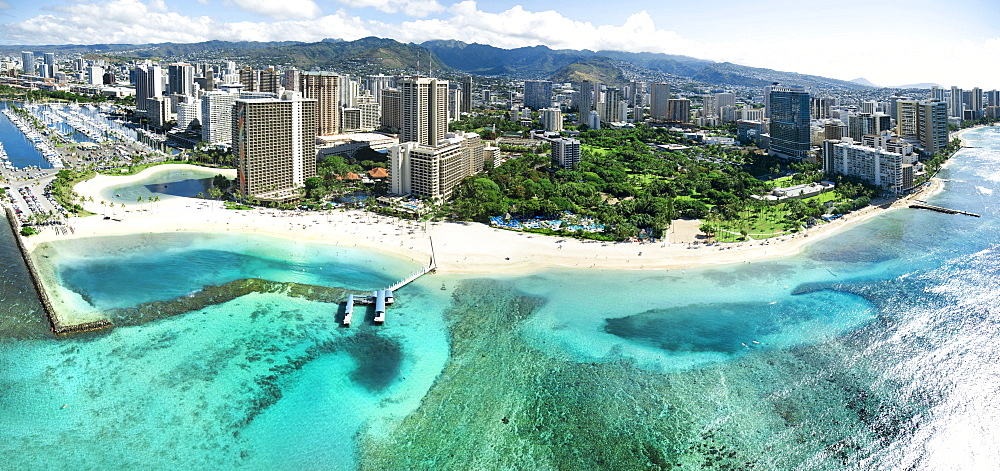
top-left (22, 164), bottom-right (946, 275)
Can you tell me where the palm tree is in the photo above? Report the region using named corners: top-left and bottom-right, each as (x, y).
top-left (137, 196), bottom-right (144, 211)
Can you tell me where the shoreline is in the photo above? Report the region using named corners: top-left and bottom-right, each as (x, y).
top-left (20, 163), bottom-right (948, 277)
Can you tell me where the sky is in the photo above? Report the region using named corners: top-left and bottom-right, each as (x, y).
top-left (1, 0), bottom-right (999, 88)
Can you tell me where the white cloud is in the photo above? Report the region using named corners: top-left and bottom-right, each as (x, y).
top-left (2, 0), bottom-right (369, 44)
top-left (0, 1), bottom-right (11, 10)
top-left (230, 0), bottom-right (322, 20)
top-left (337, 0), bottom-right (444, 17)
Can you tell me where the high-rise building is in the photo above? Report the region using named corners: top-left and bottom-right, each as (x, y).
top-left (667, 98), bottom-right (691, 123)
top-left (86, 66), bottom-right (104, 86)
top-left (380, 88), bottom-right (402, 131)
top-left (233, 91), bottom-right (317, 202)
top-left (20, 52), bottom-right (35, 75)
top-left (259, 68), bottom-right (281, 94)
top-left (768, 86), bottom-right (811, 159)
top-left (461, 75), bottom-right (473, 113)
top-left (176, 99), bottom-right (201, 131)
top-left (848, 113), bottom-right (877, 141)
top-left (550, 137), bottom-right (581, 169)
top-left (540, 108), bottom-right (563, 132)
top-left (811, 97), bottom-right (833, 119)
top-left (447, 88), bottom-right (462, 123)
top-left (949, 86), bottom-right (964, 118)
top-left (389, 131), bottom-right (484, 199)
top-left (764, 83), bottom-right (779, 119)
top-left (577, 81), bottom-right (594, 124)
top-left (201, 91), bottom-right (235, 146)
top-left (600, 88), bottom-right (623, 123)
top-left (400, 77), bottom-right (448, 146)
top-left (239, 67), bottom-right (259, 91)
top-left (714, 93), bottom-right (736, 116)
top-left (823, 137), bottom-right (918, 192)
top-left (338, 74), bottom-right (358, 110)
top-left (897, 99), bottom-right (948, 154)
top-left (134, 64), bottom-right (164, 116)
top-left (299, 71), bottom-right (340, 136)
top-left (986, 90), bottom-right (1000, 108)
top-left (167, 63), bottom-right (195, 97)
top-left (930, 86), bottom-right (945, 101)
top-left (649, 82), bottom-right (671, 121)
top-left (523, 80), bottom-right (552, 110)
top-left (364, 74), bottom-right (394, 104)
top-left (282, 69), bottom-right (300, 92)
top-left (970, 87), bottom-right (984, 119)
top-left (42, 53), bottom-right (56, 78)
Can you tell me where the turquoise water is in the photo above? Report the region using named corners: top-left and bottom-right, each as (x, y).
top-left (2, 127), bottom-right (1000, 468)
top-left (100, 168), bottom-right (224, 205)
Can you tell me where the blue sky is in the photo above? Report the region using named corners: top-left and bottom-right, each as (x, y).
top-left (2, 0), bottom-right (999, 88)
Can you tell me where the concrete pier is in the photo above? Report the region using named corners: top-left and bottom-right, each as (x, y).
top-left (909, 200), bottom-right (981, 217)
top-left (2, 205), bottom-right (112, 335)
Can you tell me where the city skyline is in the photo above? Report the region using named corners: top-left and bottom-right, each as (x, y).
top-left (1, 0), bottom-right (999, 89)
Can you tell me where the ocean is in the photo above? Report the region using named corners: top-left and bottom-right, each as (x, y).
top-left (1, 126), bottom-right (999, 469)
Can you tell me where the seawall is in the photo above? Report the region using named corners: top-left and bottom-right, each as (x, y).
top-left (2, 205), bottom-right (112, 335)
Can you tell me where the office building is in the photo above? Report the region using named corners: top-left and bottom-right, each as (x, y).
top-left (201, 91), bottom-right (235, 146)
top-left (667, 98), bottom-right (691, 123)
top-left (540, 108), bottom-right (563, 132)
top-left (768, 86), bottom-right (811, 159)
top-left (167, 63), bottom-right (194, 97)
top-left (339, 75), bottom-right (358, 109)
top-left (523, 80), bottom-right (552, 110)
top-left (400, 77), bottom-right (448, 146)
top-left (299, 71), bottom-right (339, 136)
top-left (233, 91), bottom-right (317, 202)
top-left (649, 82), bottom-right (671, 121)
top-left (764, 83), bottom-right (778, 119)
top-left (239, 67), bottom-right (259, 91)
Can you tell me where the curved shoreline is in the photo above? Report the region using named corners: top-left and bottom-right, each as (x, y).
top-left (73, 163), bottom-right (237, 205)
top-left (20, 164), bottom-right (946, 276)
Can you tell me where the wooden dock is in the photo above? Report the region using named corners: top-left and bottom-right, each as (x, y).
top-left (909, 200), bottom-right (981, 217)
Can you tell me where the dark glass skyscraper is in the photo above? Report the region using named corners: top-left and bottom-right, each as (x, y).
top-left (768, 86), bottom-right (811, 159)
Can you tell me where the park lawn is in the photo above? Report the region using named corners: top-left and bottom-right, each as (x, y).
top-left (803, 191), bottom-right (841, 205)
top-left (583, 144), bottom-right (611, 157)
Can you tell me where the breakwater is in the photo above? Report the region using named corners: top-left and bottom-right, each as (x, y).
top-left (2, 205), bottom-right (111, 335)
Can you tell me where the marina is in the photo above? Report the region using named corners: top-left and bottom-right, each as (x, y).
top-left (1, 106), bottom-right (63, 169)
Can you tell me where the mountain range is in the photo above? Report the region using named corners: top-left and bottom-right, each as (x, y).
top-left (3, 37), bottom-right (875, 91)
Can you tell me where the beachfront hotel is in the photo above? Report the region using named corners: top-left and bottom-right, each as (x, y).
top-left (233, 91), bottom-right (318, 202)
top-left (388, 131), bottom-right (484, 199)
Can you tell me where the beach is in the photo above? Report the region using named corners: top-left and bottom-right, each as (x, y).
top-left (21, 163), bottom-right (947, 275)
